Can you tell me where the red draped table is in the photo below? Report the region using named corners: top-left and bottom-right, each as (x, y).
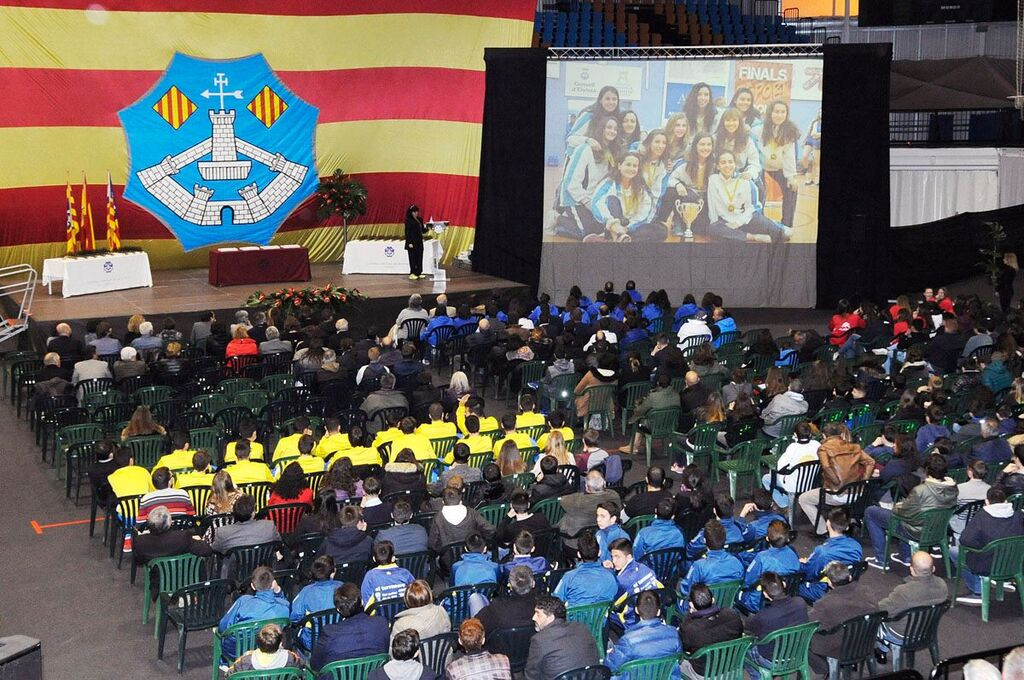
top-left (208, 245), bottom-right (312, 287)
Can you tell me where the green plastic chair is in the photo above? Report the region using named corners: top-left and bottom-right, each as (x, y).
top-left (260, 373), bottom-right (293, 396)
top-left (549, 372), bottom-right (582, 414)
top-left (677, 422), bottom-right (723, 477)
top-left (134, 385), bottom-right (172, 408)
top-left (686, 635), bottom-right (755, 680)
top-left (814, 407), bottom-right (847, 428)
top-left (566, 437), bottom-right (582, 454)
top-left (125, 434), bottom-right (167, 470)
top-left (749, 620), bottom-right (820, 680)
top-left (851, 424), bottom-right (882, 447)
top-left (233, 389), bottom-right (269, 414)
top-left (704, 579), bottom-right (743, 609)
top-left (888, 419), bottom-right (922, 436)
top-left (567, 600), bottom-right (612, 661)
top-left (1010, 493), bottom-right (1024, 512)
top-left (630, 407), bottom-right (681, 466)
top-left (523, 424), bottom-right (547, 443)
top-left (617, 653), bottom-right (682, 680)
top-left (623, 514), bottom-right (655, 539)
top-left (430, 435), bottom-right (458, 461)
top-left (519, 446), bottom-right (541, 468)
top-left (191, 393), bottom-right (230, 416)
top-left (467, 452), bottom-right (493, 470)
top-left (884, 601), bottom-right (948, 671)
top-left (883, 507), bottom-right (956, 576)
top-left (716, 439), bottom-right (769, 499)
top-left (218, 377), bottom-right (257, 399)
top-left (477, 502), bottom-right (509, 527)
top-left (228, 669), bottom-right (307, 680)
top-left (420, 458), bottom-right (443, 484)
top-left (503, 472), bottom-right (535, 490)
top-left (213, 617), bottom-right (290, 678)
top-left (533, 496), bottom-right (566, 526)
top-left (55, 422), bottom-right (104, 479)
top-left (581, 383), bottom-right (617, 435)
top-left (142, 553), bottom-right (206, 629)
top-left (620, 381), bottom-right (653, 434)
top-left (506, 360), bottom-right (546, 400)
top-left (951, 535), bottom-right (1024, 622)
top-left (317, 652), bottom-right (389, 680)
top-left (847, 403), bottom-right (878, 429)
top-left (771, 414), bottom-right (806, 439)
top-left (816, 611), bottom-right (887, 679)
top-left (82, 389), bottom-right (125, 413)
top-left (189, 426), bottom-right (222, 458)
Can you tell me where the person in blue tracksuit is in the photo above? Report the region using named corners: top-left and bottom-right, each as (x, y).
top-left (633, 496), bottom-right (687, 559)
top-left (451, 533), bottom-right (500, 587)
top-left (589, 152), bottom-right (666, 242)
top-left (686, 493), bottom-right (753, 560)
top-left (738, 520), bottom-right (801, 613)
top-left (420, 311), bottom-right (454, 348)
top-left (596, 501), bottom-right (629, 566)
top-left (501, 529), bottom-right (549, 577)
top-left (290, 555), bottom-right (342, 651)
top-left (610, 537), bottom-right (664, 632)
top-left (218, 566), bottom-right (290, 662)
top-left (529, 293), bottom-right (560, 324)
top-left (673, 294), bottom-right (701, 332)
top-left (711, 309), bottom-right (739, 348)
top-left (677, 518), bottom-right (745, 603)
top-left (554, 531), bottom-right (619, 606)
top-left (361, 540), bottom-right (414, 608)
top-left (741, 489), bottom-right (787, 542)
top-left (605, 590), bottom-right (683, 680)
top-left (555, 115), bottom-right (621, 240)
top-left (798, 508), bottom-right (863, 602)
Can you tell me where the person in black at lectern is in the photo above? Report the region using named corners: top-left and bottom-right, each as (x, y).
top-left (404, 204), bottom-right (429, 280)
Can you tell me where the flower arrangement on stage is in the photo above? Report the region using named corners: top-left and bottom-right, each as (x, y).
top-left (316, 168), bottom-right (368, 224)
top-left (243, 284), bottom-right (367, 319)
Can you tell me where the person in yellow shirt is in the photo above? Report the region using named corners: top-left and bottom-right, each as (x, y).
top-left (455, 394), bottom-right (500, 435)
top-left (449, 414), bottom-right (493, 464)
top-left (492, 414), bottom-right (535, 457)
top-left (514, 393), bottom-right (547, 429)
top-left (372, 415), bottom-right (403, 450)
top-left (416, 403), bottom-right (458, 440)
top-left (536, 410), bottom-right (576, 451)
top-left (315, 417), bottom-right (351, 459)
top-left (273, 416), bottom-right (313, 463)
top-left (175, 450), bottom-right (216, 489)
top-left (154, 431), bottom-right (195, 472)
top-left (276, 434), bottom-right (326, 477)
top-left (224, 420), bottom-right (266, 463)
top-left (329, 424), bottom-right (382, 469)
top-left (225, 440), bottom-right (274, 485)
top-left (390, 417), bottom-right (435, 461)
top-left (108, 447), bottom-right (154, 499)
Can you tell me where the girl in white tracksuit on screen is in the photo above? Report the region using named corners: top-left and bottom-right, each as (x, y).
top-left (589, 151), bottom-right (666, 242)
top-left (706, 151), bottom-right (788, 244)
top-left (761, 99), bottom-right (801, 228)
top-left (555, 115), bottom-right (621, 238)
top-left (565, 85), bottom-right (621, 154)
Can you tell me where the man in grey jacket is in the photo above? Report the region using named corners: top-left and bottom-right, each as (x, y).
top-left (525, 596), bottom-right (599, 680)
top-left (558, 470), bottom-right (620, 550)
top-left (761, 378), bottom-right (809, 437)
top-left (874, 552), bottom-right (949, 660)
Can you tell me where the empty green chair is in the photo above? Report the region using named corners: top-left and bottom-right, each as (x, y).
top-left (192, 393), bottom-right (230, 415)
top-left (567, 600), bottom-right (612, 660)
top-left (142, 553), bottom-right (206, 628)
top-left (677, 422), bottom-right (723, 476)
top-left (233, 389), bottom-right (269, 414)
top-left (134, 385), bottom-right (172, 408)
top-left (748, 620), bottom-right (819, 680)
top-left (685, 636), bottom-right (754, 680)
top-left (620, 381), bottom-right (653, 433)
top-left (716, 439), bottom-right (769, 499)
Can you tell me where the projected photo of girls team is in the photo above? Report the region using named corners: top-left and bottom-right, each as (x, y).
top-left (543, 58), bottom-right (823, 244)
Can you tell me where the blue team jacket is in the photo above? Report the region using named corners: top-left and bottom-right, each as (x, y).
top-left (501, 554), bottom-right (549, 576)
top-left (218, 589), bottom-right (290, 660)
top-left (290, 579), bottom-right (342, 649)
top-left (554, 561), bottom-right (619, 606)
top-left (712, 317), bottom-right (738, 348)
top-left (746, 511), bottom-right (787, 542)
top-left (597, 524), bottom-right (630, 563)
top-left (613, 559), bottom-right (664, 629)
top-left (687, 517), bottom-right (753, 560)
top-left (606, 619), bottom-right (683, 679)
top-left (633, 519), bottom-right (687, 559)
top-left (798, 535), bottom-right (863, 602)
top-left (739, 546), bottom-right (801, 613)
top-left (361, 564), bottom-right (415, 607)
top-left (452, 552), bottom-right (500, 587)
top-left (677, 549), bottom-right (745, 602)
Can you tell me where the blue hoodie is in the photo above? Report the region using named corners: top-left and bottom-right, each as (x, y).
top-left (290, 579), bottom-right (342, 649)
top-left (452, 552), bottom-right (500, 587)
top-left (738, 546), bottom-right (801, 613)
top-left (677, 549), bottom-right (744, 602)
top-left (420, 314), bottom-right (454, 347)
top-left (218, 589), bottom-right (290, 660)
top-left (555, 561), bottom-right (619, 606)
top-left (633, 519), bottom-right (686, 559)
top-left (606, 618), bottom-right (682, 679)
top-left (712, 317), bottom-right (738, 348)
top-left (798, 535), bottom-right (863, 602)
top-left (673, 303), bottom-right (700, 331)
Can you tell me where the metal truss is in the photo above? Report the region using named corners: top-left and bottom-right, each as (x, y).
top-left (547, 44), bottom-right (822, 60)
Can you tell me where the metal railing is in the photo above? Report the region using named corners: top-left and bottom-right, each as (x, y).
top-left (0, 264), bottom-right (36, 345)
top-left (890, 109), bottom-right (1024, 146)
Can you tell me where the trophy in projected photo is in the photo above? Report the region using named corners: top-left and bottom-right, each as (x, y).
top-left (675, 198), bottom-right (703, 242)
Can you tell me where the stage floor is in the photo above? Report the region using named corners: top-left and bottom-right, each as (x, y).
top-left (30, 263), bottom-right (525, 323)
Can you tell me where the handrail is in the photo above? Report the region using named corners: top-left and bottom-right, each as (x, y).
top-left (0, 264), bottom-right (36, 344)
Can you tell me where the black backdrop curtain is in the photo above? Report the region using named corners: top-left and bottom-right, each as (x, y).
top-left (473, 48), bottom-right (547, 292)
top-left (816, 43), bottom-right (892, 309)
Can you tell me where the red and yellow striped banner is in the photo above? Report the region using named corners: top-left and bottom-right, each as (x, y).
top-left (0, 1), bottom-right (534, 270)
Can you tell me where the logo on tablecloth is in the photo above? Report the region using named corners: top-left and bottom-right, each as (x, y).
top-left (103, 261), bottom-right (114, 273)
top-left (384, 246), bottom-right (395, 257)
top-left (119, 54), bottom-right (319, 251)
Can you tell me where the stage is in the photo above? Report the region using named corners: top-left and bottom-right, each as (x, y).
top-left (19, 262), bottom-right (528, 349)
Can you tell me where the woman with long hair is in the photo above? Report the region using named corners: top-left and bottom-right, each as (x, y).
top-left (761, 367), bottom-right (788, 401)
top-left (120, 405), bottom-right (166, 441)
top-left (589, 151), bottom-right (665, 242)
top-left (206, 470), bottom-right (242, 516)
top-left (534, 429), bottom-right (573, 473)
top-left (639, 129), bottom-right (670, 204)
top-left (729, 87), bottom-right (763, 132)
top-left (681, 82), bottom-right (718, 136)
top-left (497, 439), bottom-right (526, 476)
top-left (761, 100), bottom-right (801, 228)
top-left (620, 110), bottom-right (643, 152)
top-left (664, 112), bottom-right (693, 166)
top-left (800, 109), bottom-right (822, 185)
top-left (269, 462), bottom-right (313, 507)
top-left (555, 115), bottom-right (621, 240)
top-left (322, 457), bottom-right (363, 502)
top-left (653, 133), bottom-right (716, 238)
top-left (124, 314), bottom-right (146, 346)
top-left (706, 151), bottom-right (787, 243)
top-left (404, 204), bottom-right (429, 280)
top-left (715, 107), bottom-right (762, 189)
top-left (565, 85), bottom-right (621, 153)
top-left (691, 342), bottom-right (728, 380)
top-left (293, 336), bottom-right (332, 374)
top-left (889, 295), bottom-right (913, 323)
top-left (696, 391), bottom-right (727, 425)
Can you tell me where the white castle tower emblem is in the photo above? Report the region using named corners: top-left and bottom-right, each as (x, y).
top-left (135, 73), bottom-right (309, 227)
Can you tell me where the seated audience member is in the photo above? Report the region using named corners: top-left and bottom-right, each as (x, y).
top-left (390, 417), bottom-right (435, 461)
top-left (322, 504), bottom-right (373, 566)
top-left (516, 393), bottom-right (547, 429)
top-left (381, 449), bottom-right (426, 498)
top-left (391, 579), bottom-right (452, 644)
top-left (456, 415), bottom-right (495, 460)
top-left (367, 629), bottom-right (436, 680)
top-left (952, 460), bottom-right (991, 536)
top-left (738, 520), bottom-right (800, 613)
top-left (89, 440), bottom-right (119, 509)
top-left (268, 462), bottom-right (314, 508)
top-left (224, 420), bottom-right (266, 463)
top-left (496, 490), bottom-right (551, 548)
top-left (175, 451), bottom-right (216, 489)
top-left (360, 374), bottom-right (410, 435)
top-left (559, 469), bottom-right (620, 551)
top-left (311, 582), bottom-right (390, 670)
top-left (875, 552), bottom-right (949, 659)
top-left (205, 471), bottom-right (243, 517)
top-left (501, 530), bottom-right (549, 576)
top-left (375, 500), bottom-right (428, 555)
top-left (677, 519), bottom-right (744, 602)
top-left (687, 493), bottom-right (753, 559)
top-left (679, 583), bottom-right (745, 679)
top-left (554, 530), bottom-right (619, 606)
top-left (226, 623), bottom-right (304, 676)
top-left (315, 418), bottom-right (350, 460)
top-left (620, 374), bottom-right (680, 455)
top-left (956, 485), bottom-right (1024, 605)
top-left (525, 596), bottom-right (600, 680)
top-left (121, 405), bottom-right (167, 442)
top-left (743, 572), bottom-right (809, 671)
top-left (360, 476), bottom-right (393, 527)
top-left (536, 410), bottom-right (575, 452)
top-left (258, 325), bottom-right (292, 355)
top-left (479, 463), bottom-right (511, 505)
top-left (217, 566), bottom-right (289, 663)
top-left (610, 537), bottom-right (664, 630)
top-left (428, 487), bottom-right (495, 569)
top-left (434, 442), bottom-right (483, 492)
top-left (622, 466), bottom-right (674, 520)
top-left (866, 454), bottom-right (958, 569)
top-left (416, 402), bottom-right (457, 440)
top-left (138, 466), bottom-right (195, 521)
top-left (971, 417), bottom-right (1013, 465)
top-left (290, 555), bottom-right (342, 650)
top-left (445, 618), bottom-right (512, 680)
top-left (740, 489), bottom-right (787, 541)
top-left (762, 423), bottom-right (820, 509)
top-left (606, 589), bottom-right (683, 679)
top-left (529, 455), bottom-right (570, 504)
top-left (211, 493), bottom-right (281, 554)
top-left (47, 323), bottom-right (83, 366)
top-left (273, 417), bottom-right (313, 463)
top-left (133, 506), bottom-right (213, 593)
top-left (321, 458), bottom-right (363, 503)
top-left (108, 445), bottom-right (153, 500)
top-left (633, 496), bottom-right (686, 558)
top-left (281, 434), bottom-right (326, 476)
top-left (225, 440), bottom-right (274, 485)
top-left (476, 565), bottom-right (539, 641)
top-left (798, 509), bottom-right (863, 602)
top-left (596, 501), bottom-right (629, 565)
top-left (807, 562), bottom-right (875, 675)
top-left (798, 423), bottom-right (875, 535)
top-left (361, 540), bottom-right (415, 608)
top-left (998, 446), bottom-right (1024, 496)
top-left (761, 378), bottom-right (809, 438)
top-left (451, 533), bottom-right (500, 586)
top-left (492, 413), bottom-right (535, 456)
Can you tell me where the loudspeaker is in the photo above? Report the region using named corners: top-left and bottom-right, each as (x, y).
top-left (0, 636), bottom-right (41, 680)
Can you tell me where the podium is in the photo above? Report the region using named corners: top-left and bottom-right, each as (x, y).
top-left (341, 218), bottom-right (448, 281)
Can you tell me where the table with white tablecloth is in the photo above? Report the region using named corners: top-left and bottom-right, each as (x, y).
top-left (341, 238), bottom-right (444, 276)
top-left (40, 251), bottom-right (153, 297)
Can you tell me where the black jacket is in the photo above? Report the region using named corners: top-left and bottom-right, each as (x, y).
top-left (524, 619), bottom-right (599, 680)
top-left (960, 502), bottom-right (1024, 574)
top-left (477, 591), bottom-right (538, 642)
top-left (680, 606), bottom-right (745, 674)
top-left (529, 473), bottom-right (570, 505)
top-left (745, 595), bottom-right (808, 657)
top-left (405, 215), bottom-right (426, 248)
top-left (808, 581), bottom-right (875, 659)
top-left (321, 526), bottom-right (373, 566)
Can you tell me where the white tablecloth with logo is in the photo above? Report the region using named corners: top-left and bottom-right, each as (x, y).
top-left (341, 238), bottom-right (443, 275)
top-left (40, 251), bottom-right (154, 298)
